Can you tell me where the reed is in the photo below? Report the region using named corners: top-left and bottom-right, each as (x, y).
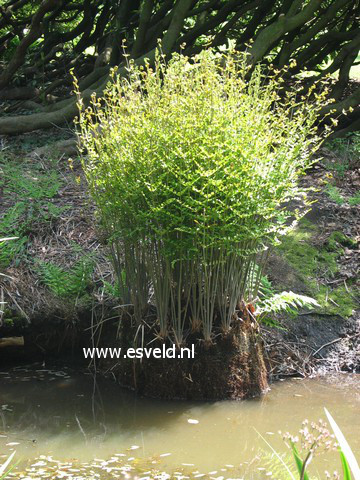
top-left (77, 49), bottom-right (330, 345)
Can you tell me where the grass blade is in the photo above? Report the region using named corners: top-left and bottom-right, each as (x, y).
top-left (324, 407), bottom-right (360, 480)
top-left (0, 451), bottom-right (15, 477)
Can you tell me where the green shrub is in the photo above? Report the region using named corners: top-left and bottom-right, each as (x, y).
top-left (77, 49), bottom-right (329, 345)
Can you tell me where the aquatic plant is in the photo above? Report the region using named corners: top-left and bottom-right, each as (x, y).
top-left (77, 49), bottom-right (330, 345)
top-left (260, 409), bottom-right (360, 480)
top-left (287, 410), bottom-right (360, 480)
top-left (324, 408), bottom-right (360, 480)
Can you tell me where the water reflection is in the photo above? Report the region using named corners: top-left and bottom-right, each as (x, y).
top-left (0, 364), bottom-right (359, 472)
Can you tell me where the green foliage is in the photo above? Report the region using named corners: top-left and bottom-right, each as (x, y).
top-left (0, 234), bottom-right (28, 268)
top-left (255, 273), bottom-right (319, 326)
top-left (278, 220), bottom-right (358, 318)
top-left (258, 274), bottom-right (276, 299)
top-left (325, 231), bottom-right (357, 251)
top-left (258, 291), bottom-right (320, 319)
top-left (1, 161), bottom-right (61, 198)
top-left (323, 133), bottom-right (360, 185)
top-left (340, 451), bottom-right (352, 480)
top-left (315, 182), bottom-right (358, 207)
top-left (35, 257), bottom-right (94, 298)
top-left (324, 183), bottom-right (345, 205)
top-left (78, 49), bottom-right (329, 344)
top-left (348, 191), bottom-right (360, 206)
top-left (0, 158), bottom-right (64, 267)
top-left (290, 443), bottom-right (310, 480)
top-left (323, 183), bottom-right (360, 207)
top-left (36, 259), bottom-right (93, 298)
top-left (325, 132), bottom-right (360, 176)
top-left (102, 277), bottom-right (125, 298)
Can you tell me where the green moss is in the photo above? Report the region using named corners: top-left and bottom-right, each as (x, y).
top-left (278, 220), bottom-right (358, 318)
top-left (278, 219), bottom-right (339, 280)
top-left (315, 250), bottom-right (339, 276)
top-left (316, 285), bottom-right (357, 318)
top-left (326, 231), bottom-right (357, 251)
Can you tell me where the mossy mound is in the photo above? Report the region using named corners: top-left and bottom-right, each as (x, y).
top-left (276, 219), bottom-right (358, 318)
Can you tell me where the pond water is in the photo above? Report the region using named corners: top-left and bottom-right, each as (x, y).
top-left (0, 364), bottom-right (359, 478)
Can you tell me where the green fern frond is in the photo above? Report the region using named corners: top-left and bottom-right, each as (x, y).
top-left (35, 257), bottom-right (94, 298)
top-left (257, 291), bottom-right (320, 321)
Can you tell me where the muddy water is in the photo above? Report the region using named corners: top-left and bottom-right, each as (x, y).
top-left (0, 364), bottom-right (359, 476)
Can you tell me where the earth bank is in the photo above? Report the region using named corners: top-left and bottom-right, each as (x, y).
top-left (0, 132), bottom-right (359, 395)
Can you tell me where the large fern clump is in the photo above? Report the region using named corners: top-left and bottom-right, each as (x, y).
top-left (77, 49), bottom-right (330, 345)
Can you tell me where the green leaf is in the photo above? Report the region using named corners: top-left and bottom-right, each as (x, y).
top-left (340, 450), bottom-right (352, 480)
top-left (325, 408), bottom-right (360, 480)
top-left (290, 443), bottom-right (310, 480)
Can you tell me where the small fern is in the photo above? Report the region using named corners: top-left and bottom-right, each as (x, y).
top-left (324, 183), bottom-right (345, 205)
top-left (349, 190), bottom-right (360, 206)
top-left (36, 258), bottom-right (94, 298)
top-left (258, 274), bottom-right (276, 299)
top-left (0, 159), bottom-right (65, 268)
top-left (102, 269), bottom-right (127, 298)
top-left (257, 291), bottom-right (320, 325)
top-left (36, 262), bottom-right (69, 297)
top-left (255, 273), bottom-right (320, 326)
top-left (0, 234), bottom-right (28, 268)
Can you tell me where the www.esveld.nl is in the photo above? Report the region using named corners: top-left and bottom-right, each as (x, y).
top-left (83, 345), bottom-right (195, 360)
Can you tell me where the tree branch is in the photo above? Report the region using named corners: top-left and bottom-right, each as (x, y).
top-left (248, 0), bottom-right (323, 64)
